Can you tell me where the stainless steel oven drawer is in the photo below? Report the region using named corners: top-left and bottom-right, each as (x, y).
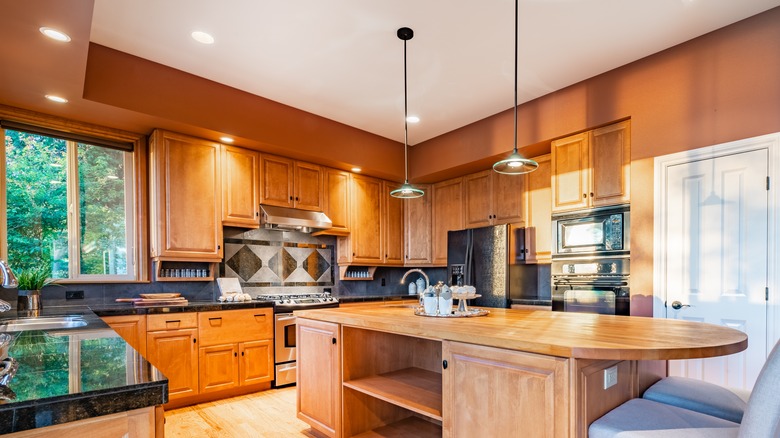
top-left (275, 363), bottom-right (296, 386)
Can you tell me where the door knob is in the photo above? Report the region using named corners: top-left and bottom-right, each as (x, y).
top-left (670, 301), bottom-right (691, 310)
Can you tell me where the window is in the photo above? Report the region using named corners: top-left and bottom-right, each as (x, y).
top-left (2, 128), bottom-right (137, 281)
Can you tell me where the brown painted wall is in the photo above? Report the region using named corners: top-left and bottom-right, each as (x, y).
top-left (411, 7), bottom-right (780, 316)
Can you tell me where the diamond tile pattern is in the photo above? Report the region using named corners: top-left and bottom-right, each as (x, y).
top-left (226, 246), bottom-right (262, 281)
top-left (303, 250), bottom-right (330, 282)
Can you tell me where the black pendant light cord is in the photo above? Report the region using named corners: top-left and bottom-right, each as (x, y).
top-left (403, 34), bottom-right (410, 184)
top-left (513, 0), bottom-right (518, 155)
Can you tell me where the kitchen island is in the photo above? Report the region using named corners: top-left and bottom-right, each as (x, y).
top-left (295, 306), bottom-right (747, 438)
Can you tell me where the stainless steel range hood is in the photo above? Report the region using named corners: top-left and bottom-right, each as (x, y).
top-left (259, 204), bottom-right (333, 233)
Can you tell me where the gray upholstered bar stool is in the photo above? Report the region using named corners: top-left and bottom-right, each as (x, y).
top-left (588, 341), bottom-right (780, 437)
top-left (642, 376), bottom-right (749, 423)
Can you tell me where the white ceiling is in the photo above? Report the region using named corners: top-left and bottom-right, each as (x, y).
top-left (91, 0), bottom-right (780, 145)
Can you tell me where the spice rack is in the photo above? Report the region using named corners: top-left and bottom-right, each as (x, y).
top-left (155, 261), bottom-right (218, 282)
top-left (339, 266), bottom-right (377, 280)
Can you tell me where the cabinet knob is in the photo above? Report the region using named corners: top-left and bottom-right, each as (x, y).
top-left (590, 192), bottom-right (594, 198)
top-left (295, 197), bottom-right (299, 201)
top-left (583, 193), bottom-right (587, 199)
top-left (332, 337), bottom-right (337, 345)
top-left (234, 352), bottom-right (238, 357)
top-left (289, 196), bottom-right (293, 201)
top-left (256, 211), bottom-right (259, 217)
top-left (193, 338), bottom-right (197, 343)
top-left (442, 360), bottom-right (448, 370)
top-left (242, 351), bottom-right (245, 356)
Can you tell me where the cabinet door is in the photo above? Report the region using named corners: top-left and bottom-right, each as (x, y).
top-left (551, 132), bottom-right (590, 213)
top-left (323, 168), bottom-right (351, 233)
top-left (442, 341), bottom-right (570, 438)
top-left (199, 343), bottom-right (239, 393)
top-left (432, 178), bottom-right (464, 265)
top-left (525, 155), bottom-right (552, 264)
top-left (492, 171), bottom-right (525, 225)
top-left (464, 171), bottom-right (492, 229)
top-left (102, 315), bottom-right (147, 357)
top-left (261, 155), bottom-right (294, 208)
top-left (146, 328), bottom-right (199, 400)
top-left (383, 181), bottom-right (405, 265)
top-left (222, 145), bottom-right (259, 228)
top-left (404, 184), bottom-right (432, 265)
top-left (297, 318), bottom-right (341, 438)
top-left (590, 120), bottom-right (630, 208)
top-left (150, 130), bottom-right (222, 260)
top-left (294, 162), bottom-right (323, 211)
top-left (240, 339), bottom-right (274, 385)
top-left (349, 174), bottom-right (383, 264)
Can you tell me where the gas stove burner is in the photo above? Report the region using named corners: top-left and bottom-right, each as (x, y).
top-left (255, 292), bottom-right (339, 312)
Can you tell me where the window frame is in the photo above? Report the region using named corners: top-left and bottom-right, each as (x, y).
top-left (0, 105), bottom-right (149, 282)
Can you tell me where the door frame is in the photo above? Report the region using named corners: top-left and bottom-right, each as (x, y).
top-left (653, 132), bottom-right (780, 356)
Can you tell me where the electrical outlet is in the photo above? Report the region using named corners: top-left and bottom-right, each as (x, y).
top-left (66, 290), bottom-right (84, 300)
top-left (604, 365), bottom-right (618, 389)
top-left (381, 278), bottom-right (386, 286)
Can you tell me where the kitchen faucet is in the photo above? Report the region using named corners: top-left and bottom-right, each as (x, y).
top-left (0, 260), bottom-right (18, 312)
top-left (400, 268), bottom-right (429, 292)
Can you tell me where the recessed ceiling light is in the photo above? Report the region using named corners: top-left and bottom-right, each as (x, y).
top-left (39, 27), bottom-right (71, 42)
top-left (351, 167), bottom-right (362, 173)
top-left (220, 136), bottom-right (234, 143)
top-left (45, 95), bottom-right (68, 103)
top-left (406, 116), bottom-right (420, 124)
top-left (191, 31), bottom-right (215, 45)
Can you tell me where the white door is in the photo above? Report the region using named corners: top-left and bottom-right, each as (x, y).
top-left (662, 148), bottom-right (768, 390)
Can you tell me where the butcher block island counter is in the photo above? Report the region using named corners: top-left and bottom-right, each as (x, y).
top-left (294, 306), bottom-right (747, 438)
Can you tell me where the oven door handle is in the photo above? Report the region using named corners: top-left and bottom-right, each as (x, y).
top-left (553, 280), bottom-right (628, 287)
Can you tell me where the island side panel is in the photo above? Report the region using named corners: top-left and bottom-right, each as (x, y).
top-left (297, 318), bottom-right (341, 438)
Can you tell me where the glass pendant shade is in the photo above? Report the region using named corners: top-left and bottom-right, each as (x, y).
top-left (493, 151), bottom-right (539, 174)
top-left (391, 27), bottom-right (425, 199)
top-left (492, 0), bottom-right (538, 176)
top-left (390, 181), bottom-right (425, 199)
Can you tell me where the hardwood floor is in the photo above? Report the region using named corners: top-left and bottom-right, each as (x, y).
top-left (165, 387), bottom-right (319, 437)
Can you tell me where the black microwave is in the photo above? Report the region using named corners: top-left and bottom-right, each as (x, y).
top-left (552, 205), bottom-right (629, 257)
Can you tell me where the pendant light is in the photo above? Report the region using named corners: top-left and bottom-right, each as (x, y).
top-left (390, 27), bottom-right (425, 199)
top-left (493, 0), bottom-right (538, 175)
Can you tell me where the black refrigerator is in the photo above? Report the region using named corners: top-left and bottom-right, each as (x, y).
top-left (447, 224), bottom-right (537, 308)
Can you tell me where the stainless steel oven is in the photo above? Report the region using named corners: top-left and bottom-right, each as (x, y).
top-left (552, 205), bottom-right (629, 258)
top-left (551, 257), bottom-right (630, 315)
top-left (256, 292), bottom-right (338, 387)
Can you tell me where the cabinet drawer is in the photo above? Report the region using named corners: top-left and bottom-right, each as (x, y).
top-left (198, 308), bottom-right (273, 346)
top-left (147, 313), bottom-right (198, 331)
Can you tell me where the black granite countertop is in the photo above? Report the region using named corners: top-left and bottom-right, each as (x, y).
top-left (90, 299), bottom-right (275, 317)
top-left (0, 307), bottom-right (167, 434)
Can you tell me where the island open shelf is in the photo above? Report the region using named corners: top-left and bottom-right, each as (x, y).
top-left (343, 367), bottom-right (443, 420)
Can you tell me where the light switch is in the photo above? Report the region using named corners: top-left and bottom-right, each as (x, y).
top-left (604, 365), bottom-right (618, 389)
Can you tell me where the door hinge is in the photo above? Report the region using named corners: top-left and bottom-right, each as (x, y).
top-left (767, 176), bottom-right (770, 191)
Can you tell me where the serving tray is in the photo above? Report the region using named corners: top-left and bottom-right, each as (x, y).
top-left (414, 307), bottom-right (490, 318)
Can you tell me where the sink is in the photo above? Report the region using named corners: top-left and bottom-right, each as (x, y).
top-left (0, 316), bottom-right (88, 332)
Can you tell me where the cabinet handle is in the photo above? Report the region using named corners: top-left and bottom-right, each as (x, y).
top-left (242, 351), bottom-right (245, 356)
top-left (193, 338), bottom-right (197, 343)
top-left (218, 245), bottom-right (221, 250)
top-left (289, 196), bottom-right (293, 201)
top-left (209, 317), bottom-right (222, 322)
top-left (166, 320), bottom-right (181, 324)
top-left (332, 337), bottom-right (337, 345)
top-left (295, 196), bottom-right (299, 201)
top-left (255, 211), bottom-right (259, 217)
top-left (442, 360), bottom-right (448, 370)
top-left (234, 352), bottom-right (238, 357)
top-left (583, 193), bottom-right (587, 199)
top-left (352, 252), bottom-right (355, 257)
top-left (590, 192), bottom-right (594, 197)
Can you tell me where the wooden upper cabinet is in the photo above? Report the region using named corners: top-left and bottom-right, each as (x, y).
top-left (150, 130), bottom-right (223, 260)
top-left (551, 132), bottom-right (590, 212)
top-left (221, 145), bottom-right (259, 228)
top-left (551, 120), bottom-right (631, 213)
top-left (260, 155), bottom-right (323, 211)
top-left (465, 170), bottom-right (526, 229)
top-left (432, 177), bottom-right (464, 266)
top-left (404, 184), bottom-right (432, 266)
top-left (322, 168), bottom-right (351, 234)
top-left (341, 174), bottom-right (383, 265)
top-left (590, 121), bottom-right (631, 208)
top-left (294, 161), bottom-right (324, 211)
top-left (382, 181), bottom-right (405, 265)
top-left (525, 154), bottom-right (552, 264)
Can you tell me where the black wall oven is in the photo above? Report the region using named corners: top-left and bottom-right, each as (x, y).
top-left (551, 205), bottom-right (630, 316)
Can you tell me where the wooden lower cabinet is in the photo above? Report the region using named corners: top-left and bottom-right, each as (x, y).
top-left (297, 318), bottom-right (341, 438)
top-left (146, 327), bottom-right (199, 401)
top-left (101, 315), bottom-right (147, 357)
top-left (199, 343), bottom-right (239, 393)
top-left (240, 339), bottom-right (274, 385)
top-left (6, 407), bottom-right (158, 438)
top-left (442, 341), bottom-right (569, 438)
